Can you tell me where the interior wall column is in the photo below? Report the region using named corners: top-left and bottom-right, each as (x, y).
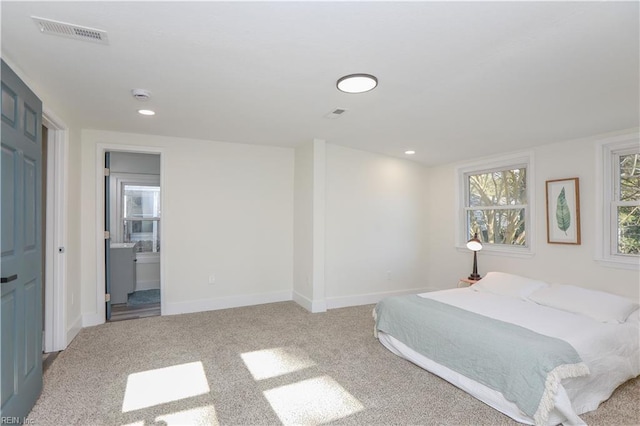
top-left (311, 139), bottom-right (327, 312)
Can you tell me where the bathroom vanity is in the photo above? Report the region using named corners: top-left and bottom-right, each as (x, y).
top-left (109, 243), bottom-right (137, 304)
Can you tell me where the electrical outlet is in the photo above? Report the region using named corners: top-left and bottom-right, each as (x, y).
top-left (208, 274), bottom-right (216, 284)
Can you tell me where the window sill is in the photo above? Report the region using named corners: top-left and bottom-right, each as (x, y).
top-left (594, 257), bottom-right (640, 270)
top-left (455, 246), bottom-right (535, 259)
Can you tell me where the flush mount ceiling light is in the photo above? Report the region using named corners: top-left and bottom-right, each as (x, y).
top-left (404, 150), bottom-right (416, 155)
top-left (336, 74), bottom-right (378, 94)
top-left (138, 109), bottom-right (155, 116)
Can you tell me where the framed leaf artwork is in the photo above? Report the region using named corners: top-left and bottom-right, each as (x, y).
top-left (546, 178), bottom-right (581, 244)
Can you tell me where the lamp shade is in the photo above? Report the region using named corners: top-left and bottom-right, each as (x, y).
top-left (466, 233), bottom-right (483, 251)
top-left (466, 232), bottom-right (483, 281)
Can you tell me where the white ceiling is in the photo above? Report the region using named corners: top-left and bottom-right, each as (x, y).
top-left (2, 1), bottom-right (638, 166)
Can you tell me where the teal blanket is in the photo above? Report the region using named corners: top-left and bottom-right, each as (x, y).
top-left (374, 295), bottom-right (589, 425)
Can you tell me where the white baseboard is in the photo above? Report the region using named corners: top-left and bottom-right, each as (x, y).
top-left (135, 280), bottom-right (160, 291)
top-left (292, 291), bottom-right (327, 313)
top-left (66, 315), bottom-right (82, 347)
top-left (79, 287), bottom-right (432, 328)
top-left (292, 291), bottom-right (312, 311)
top-left (325, 287), bottom-right (433, 309)
top-left (163, 290), bottom-right (293, 316)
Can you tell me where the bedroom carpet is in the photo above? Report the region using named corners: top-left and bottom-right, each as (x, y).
top-left (28, 301), bottom-right (638, 425)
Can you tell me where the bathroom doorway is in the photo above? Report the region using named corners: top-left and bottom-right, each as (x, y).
top-left (105, 151), bottom-right (161, 321)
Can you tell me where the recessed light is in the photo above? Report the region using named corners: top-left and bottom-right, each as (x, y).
top-left (138, 109), bottom-right (155, 116)
top-left (336, 74), bottom-right (378, 94)
top-left (404, 150), bottom-right (416, 155)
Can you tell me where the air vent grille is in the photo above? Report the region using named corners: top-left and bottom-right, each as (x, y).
top-left (324, 108), bottom-right (348, 119)
top-left (32, 16), bottom-right (109, 45)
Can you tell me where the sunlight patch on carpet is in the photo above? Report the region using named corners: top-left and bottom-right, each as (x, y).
top-left (263, 375), bottom-right (364, 424)
top-left (155, 404), bottom-right (219, 425)
top-left (241, 347), bottom-right (316, 380)
top-left (122, 361), bottom-right (210, 413)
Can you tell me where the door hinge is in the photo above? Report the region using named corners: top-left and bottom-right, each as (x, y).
top-left (105, 293), bottom-right (111, 302)
top-left (104, 231), bottom-right (110, 239)
top-left (104, 167), bottom-right (110, 176)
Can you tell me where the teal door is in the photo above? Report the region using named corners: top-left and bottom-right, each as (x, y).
top-left (1, 60), bottom-right (43, 419)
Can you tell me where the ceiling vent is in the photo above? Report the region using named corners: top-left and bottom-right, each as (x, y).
top-left (32, 16), bottom-right (109, 45)
top-left (131, 89), bottom-right (151, 101)
top-left (324, 108), bottom-right (348, 119)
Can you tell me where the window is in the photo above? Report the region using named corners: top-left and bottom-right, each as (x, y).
top-left (109, 172), bottom-right (161, 254)
top-left (123, 184), bottom-right (161, 253)
top-left (457, 153), bottom-right (533, 255)
top-left (598, 134), bottom-right (640, 267)
top-left (614, 151), bottom-right (640, 254)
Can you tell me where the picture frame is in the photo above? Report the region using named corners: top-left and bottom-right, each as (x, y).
top-left (546, 177), bottom-right (581, 245)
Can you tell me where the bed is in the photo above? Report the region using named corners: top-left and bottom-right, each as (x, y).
top-left (373, 272), bottom-right (640, 426)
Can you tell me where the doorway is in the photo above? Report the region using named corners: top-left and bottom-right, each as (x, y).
top-left (105, 151), bottom-right (162, 322)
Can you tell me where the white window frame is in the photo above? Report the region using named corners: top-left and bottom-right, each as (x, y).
top-left (455, 151), bottom-right (535, 257)
top-left (595, 133), bottom-right (640, 269)
top-left (109, 173), bottom-right (160, 246)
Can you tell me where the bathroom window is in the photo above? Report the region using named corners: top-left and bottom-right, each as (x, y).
top-left (123, 184), bottom-right (161, 253)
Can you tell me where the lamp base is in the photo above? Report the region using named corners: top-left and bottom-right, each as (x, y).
top-left (468, 273), bottom-right (482, 281)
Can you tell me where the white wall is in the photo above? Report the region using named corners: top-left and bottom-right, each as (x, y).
top-left (293, 141), bottom-right (314, 306)
top-left (426, 132), bottom-right (640, 300)
top-left (65, 127), bottom-right (82, 343)
top-left (80, 130), bottom-right (294, 324)
top-left (324, 144), bottom-right (430, 307)
top-left (50, 125), bottom-right (640, 334)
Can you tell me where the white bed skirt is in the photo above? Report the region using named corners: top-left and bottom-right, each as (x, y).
top-left (377, 331), bottom-right (585, 426)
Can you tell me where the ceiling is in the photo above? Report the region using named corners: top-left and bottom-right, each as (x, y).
top-left (2, 1), bottom-right (638, 166)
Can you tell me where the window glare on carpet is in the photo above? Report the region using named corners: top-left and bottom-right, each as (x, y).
top-left (122, 361), bottom-right (210, 413)
top-left (263, 375), bottom-right (364, 424)
top-left (155, 404), bottom-right (219, 426)
top-left (240, 347), bottom-right (316, 380)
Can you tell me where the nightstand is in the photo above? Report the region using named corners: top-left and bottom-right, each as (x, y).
top-left (458, 278), bottom-right (480, 287)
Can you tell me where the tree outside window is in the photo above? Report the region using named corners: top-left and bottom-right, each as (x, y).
top-left (616, 152), bottom-right (640, 255)
top-left (465, 167), bottom-right (528, 247)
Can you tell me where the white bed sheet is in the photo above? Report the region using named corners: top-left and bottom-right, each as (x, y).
top-left (376, 287), bottom-right (639, 425)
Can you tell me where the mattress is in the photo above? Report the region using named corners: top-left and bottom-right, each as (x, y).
top-left (375, 287), bottom-right (640, 425)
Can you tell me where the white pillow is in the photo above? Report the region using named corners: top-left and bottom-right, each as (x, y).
top-left (529, 284), bottom-right (640, 323)
top-left (472, 271), bottom-right (548, 300)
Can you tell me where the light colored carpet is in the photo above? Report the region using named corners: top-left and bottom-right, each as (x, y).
top-left (28, 302), bottom-right (639, 425)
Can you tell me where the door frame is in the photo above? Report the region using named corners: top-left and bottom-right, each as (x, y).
top-left (94, 144), bottom-right (165, 322)
top-left (42, 108), bottom-right (68, 352)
